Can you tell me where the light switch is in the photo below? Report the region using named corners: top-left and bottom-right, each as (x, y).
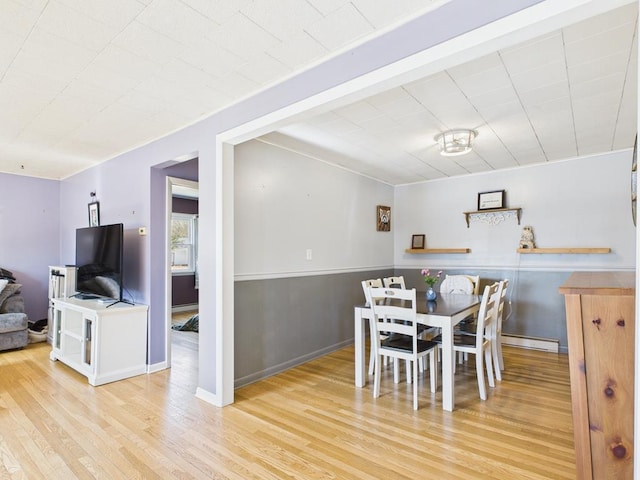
top-left (306, 249), bottom-right (312, 260)
top-left (138, 227), bottom-right (147, 236)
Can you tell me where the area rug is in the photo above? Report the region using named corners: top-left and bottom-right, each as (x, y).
top-left (172, 314), bottom-right (199, 332)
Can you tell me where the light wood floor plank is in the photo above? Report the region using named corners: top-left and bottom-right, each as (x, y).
top-left (0, 339), bottom-right (575, 479)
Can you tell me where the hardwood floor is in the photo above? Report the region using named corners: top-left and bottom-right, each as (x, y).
top-left (0, 341), bottom-right (575, 479)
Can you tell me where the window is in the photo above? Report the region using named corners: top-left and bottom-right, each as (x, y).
top-left (171, 213), bottom-right (197, 274)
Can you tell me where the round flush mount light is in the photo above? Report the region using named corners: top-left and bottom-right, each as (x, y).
top-left (435, 129), bottom-right (478, 156)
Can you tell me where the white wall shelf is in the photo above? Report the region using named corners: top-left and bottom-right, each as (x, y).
top-left (463, 207), bottom-right (522, 228)
top-left (404, 248), bottom-right (471, 254)
top-left (517, 247), bottom-right (611, 254)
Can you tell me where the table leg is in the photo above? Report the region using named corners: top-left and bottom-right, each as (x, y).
top-left (354, 307), bottom-right (366, 387)
top-left (441, 323), bottom-right (455, 411)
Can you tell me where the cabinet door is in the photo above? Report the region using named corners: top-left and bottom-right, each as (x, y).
top-left (52, 306), bottom-right (62, 350)
top-left (82, 316), bottom-right (94, 369)
top-left (581, 294), bottom-right (634, 479)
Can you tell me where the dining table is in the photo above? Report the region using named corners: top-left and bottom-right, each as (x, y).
top-left (353, 291), bottom-right (480, 412)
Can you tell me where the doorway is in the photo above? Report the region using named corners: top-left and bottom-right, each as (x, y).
top-left (166, 176), bottom-right (199, 373)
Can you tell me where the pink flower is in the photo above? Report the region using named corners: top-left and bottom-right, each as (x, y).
top-left (422, 268), bottom-right (444, 287)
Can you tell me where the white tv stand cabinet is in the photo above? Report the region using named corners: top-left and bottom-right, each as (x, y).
top-left (49, 297), bottom-right (148, 386)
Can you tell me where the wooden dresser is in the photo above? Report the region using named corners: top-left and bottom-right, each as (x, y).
top-left (559, 271), bottom-right (635, 479)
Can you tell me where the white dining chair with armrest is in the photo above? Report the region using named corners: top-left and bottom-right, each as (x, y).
top-left (433, 282), bottom-right (499, 401)
top-left (368, 287), bottom-right (438, 410)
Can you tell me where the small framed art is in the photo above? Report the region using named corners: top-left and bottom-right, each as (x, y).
top-left (411, 234), bottom-right (425, 249)
top-left (477, 190), bottom-right (505, 210)
top-left (376, 205), bottom-right (391, 231)
top-left (88, 201), bottom-right (100, 227)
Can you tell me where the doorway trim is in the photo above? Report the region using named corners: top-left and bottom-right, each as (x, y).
top-left (165, 176), bottom-right (199, 368)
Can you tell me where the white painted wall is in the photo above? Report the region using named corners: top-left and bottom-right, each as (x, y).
top-left (395, 150), bottom-right (636, 271)
top-left (234, 140), bottom-right (394, 278)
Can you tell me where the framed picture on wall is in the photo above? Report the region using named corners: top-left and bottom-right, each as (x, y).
top-left (411, 234), bottom-right (425, 249)
top-left (477, 190), bottom-right (505, 210)
top-left (376, 205), bottom-right (391, 231)
top-left (88, 201), bottom-right (100, 227)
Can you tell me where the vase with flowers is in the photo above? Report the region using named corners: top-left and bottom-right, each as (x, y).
top-left (421, 268), bottom-right (442, 301)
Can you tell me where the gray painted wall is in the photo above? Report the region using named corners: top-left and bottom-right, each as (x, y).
top-left (234, 269), bottom-right (392, 386)
top-left (0, 172), bottom-right (60, 321)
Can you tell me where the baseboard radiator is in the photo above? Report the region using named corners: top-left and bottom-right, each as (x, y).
top-left (501, 334), bottom-right (559, 353)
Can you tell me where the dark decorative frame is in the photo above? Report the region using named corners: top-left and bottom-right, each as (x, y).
top-left (411, 234), bottom-right (425, 249)
top-left (477, 190), bottom-right (505, 210)
top-left (376, 205), bottom-right (391, 231)
top-left (88, 201), bottom-right (100, 227)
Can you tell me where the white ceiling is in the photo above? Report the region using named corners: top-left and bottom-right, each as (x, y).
top-left (263, 2), bottom-right (639, 185)
top-left (0, 1), bottom-right (637, 183)
top-left (0, 0), bottom-right (449, 180)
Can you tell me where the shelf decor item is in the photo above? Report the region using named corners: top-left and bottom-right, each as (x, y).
top-left (518, 226), bottom-right (536, 249)
top-left (477, 189), bottom-right (505, 210)
top-left (412, 234), bottom-right (425, 249)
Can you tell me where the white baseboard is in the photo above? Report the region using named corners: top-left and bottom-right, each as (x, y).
top-left (195, 387), bottom-right (221, 406)
top-left (147, 361), bottom-right (168, 373)
top-left (171, 304), bottom-right (199, 313)
top-left (502, 334), bottom-right (559, 353)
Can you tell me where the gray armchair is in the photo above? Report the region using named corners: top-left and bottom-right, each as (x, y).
top-left (0, 281), bottom-right (28, 351)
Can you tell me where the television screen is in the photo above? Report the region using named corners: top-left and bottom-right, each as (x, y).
top-left (75, 223), bottom-right (123, 301)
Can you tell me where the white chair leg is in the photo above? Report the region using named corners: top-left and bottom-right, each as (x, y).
top-left (429, 351), bottom-right (437, 393)
top-left (368, 320), bottom-right (378, 375)
top-left (368, 348), bottom-right (375, 375)
top-left (497, 335), bottom-right (505, 371)
top-left (475, 352), bottom-right (487, 401)
top-left (413, 357), bottom-right (419, 410)
top-left (492, 340), bottom-right (502, 382)
top-left (485, 347), bottom-right (495, 388)
top-left (373, 354), bottom-right (381, 399)
top-left (406, 359), bottom-right (411, 384)
top-left (393, 358), bottom-right (400, 383)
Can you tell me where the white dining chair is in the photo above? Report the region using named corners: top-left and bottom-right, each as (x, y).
top-left (458, 279), bottom-right (509, 381)
top-left (361, 278), bottom-right (383, 375)
top-left (439, 274), bottom-right (478, 363)
top-left (492, 279), bottom-right (509, 381)
top-left (384, 275), bottom-right (431, 371)
top-left (433, 282), bottom-right (499, 401)
top-left (383, 276), bottom-right (406, 288)
top-left (368, 287), bottom-right (438, 410)
top-left (439, 275), bottom-right (475, 295)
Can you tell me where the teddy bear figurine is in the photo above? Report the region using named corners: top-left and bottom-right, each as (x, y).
top-left (519, 225), bottom-right (536, 249)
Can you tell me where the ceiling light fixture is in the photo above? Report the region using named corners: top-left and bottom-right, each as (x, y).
top-left (435, 129), bottom-right (478, 156)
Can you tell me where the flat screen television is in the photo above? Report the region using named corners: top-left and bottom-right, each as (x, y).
top-left (75, 223), bottom-right (123, 301)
